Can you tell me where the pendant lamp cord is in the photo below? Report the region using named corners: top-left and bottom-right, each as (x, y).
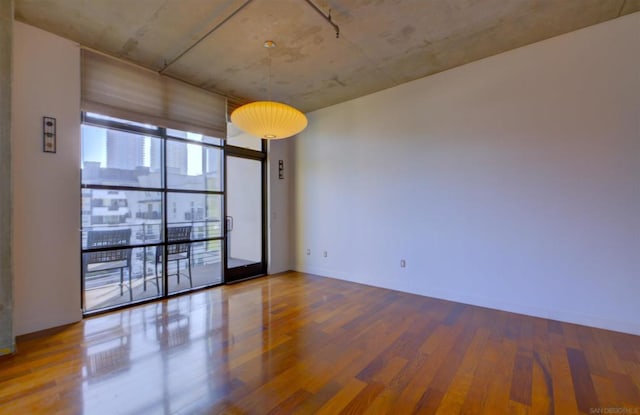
top-left (264, 40), bottom-right (276, 102)
top-left (268, 48), bottom-right (272, 101)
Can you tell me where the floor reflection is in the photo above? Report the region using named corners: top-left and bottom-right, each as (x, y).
top-left (151, 303), bottom-right (191, 349)
top-left (83, 314), bottom-right (131, 382)
top-left (81, 288), bottom-right (249, 415)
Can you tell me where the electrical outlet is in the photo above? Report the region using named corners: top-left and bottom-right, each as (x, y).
top-left (400, 259), bottom-right (406, 268)
top-left (306, 249), bottom-right (311, 256)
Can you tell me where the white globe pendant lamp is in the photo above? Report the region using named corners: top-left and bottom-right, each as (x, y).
top-left (231, 41), bottom-right (308, 140)
top-left (231, 101), bottom-right (307, 140)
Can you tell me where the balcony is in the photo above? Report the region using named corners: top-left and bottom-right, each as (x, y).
top-left (83, 240), bottom-right (223, 313)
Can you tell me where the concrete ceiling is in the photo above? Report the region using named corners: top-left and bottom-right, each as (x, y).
top-left (15, 0), bottom-right (640, 113)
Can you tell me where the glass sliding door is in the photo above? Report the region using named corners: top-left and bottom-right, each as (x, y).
top-left (225, 150), bottom-right (267, 282)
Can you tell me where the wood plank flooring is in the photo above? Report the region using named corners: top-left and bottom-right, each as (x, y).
top-left (1, 272), bottom-right (639, 414)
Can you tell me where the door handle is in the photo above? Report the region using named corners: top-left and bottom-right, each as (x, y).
top-left (226, 216), bottom-right (233, 232)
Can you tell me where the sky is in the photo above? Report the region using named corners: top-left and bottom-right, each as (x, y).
top-left (81, 123), bottom-right (205, 176)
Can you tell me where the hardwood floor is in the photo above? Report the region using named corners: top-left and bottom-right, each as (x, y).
top-left (1, 272), bottom-right (639, 414)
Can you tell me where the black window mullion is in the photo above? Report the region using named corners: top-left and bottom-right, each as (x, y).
top-left (224, 144), bottom-right (266, 160)
top-left (163, 188), bottom-right (224, 196)
top-left (161, 127), bottom-right (169, 297)
top-left (82, 184), bottom-right (164, 193)
top-left (165, 135), bottom-right (223, 150)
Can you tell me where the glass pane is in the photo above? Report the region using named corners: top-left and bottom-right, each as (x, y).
top-left (166, 140), bottom-right (223, 191)
top-left (166, 240), bottom-right (222, 294)
top-left (227, 157), bottom-right (262, 266)
top-left (226, 127), bottom-right (263, 151)
top-left (82, 124), bottom-right (162, 188)
top-left (167, 193), bottom-right (223, 238)
top-left (166, 128), bottom-right (223, 146)
top-left (82, 189), bottom-right (163, 247)
top-left (83, 245), bottom-right (162, 312)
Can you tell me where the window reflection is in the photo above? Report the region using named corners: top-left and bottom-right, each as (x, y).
top-left (80, 278), bottom-right (291, 413)
top-left (83, 314), bottom-right (131, 382)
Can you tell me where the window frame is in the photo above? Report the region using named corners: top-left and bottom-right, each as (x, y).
top-left (80, 112), bottom-right (226, 314)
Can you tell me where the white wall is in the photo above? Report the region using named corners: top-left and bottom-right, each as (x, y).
top-left (268, 139), bottom-right (294, 274)
top-left (294, 13), bottom-right (640, 335)
top-left (12, 22), bottom-right (82, 335)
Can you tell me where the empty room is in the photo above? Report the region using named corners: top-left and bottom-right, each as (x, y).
top-left (0, 0), bottom-right (639, 414)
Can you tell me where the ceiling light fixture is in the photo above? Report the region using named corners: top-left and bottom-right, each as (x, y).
top-left (231, 40), bottom-right (308, 140)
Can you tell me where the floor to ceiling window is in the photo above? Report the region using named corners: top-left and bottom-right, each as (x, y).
top-left (81, 112), bottom-right (224, 313)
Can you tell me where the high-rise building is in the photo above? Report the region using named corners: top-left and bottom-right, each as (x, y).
top-left (166, 140), bottom-right (188, 174)
top-left (105, 129), bottom-right (147, 169)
